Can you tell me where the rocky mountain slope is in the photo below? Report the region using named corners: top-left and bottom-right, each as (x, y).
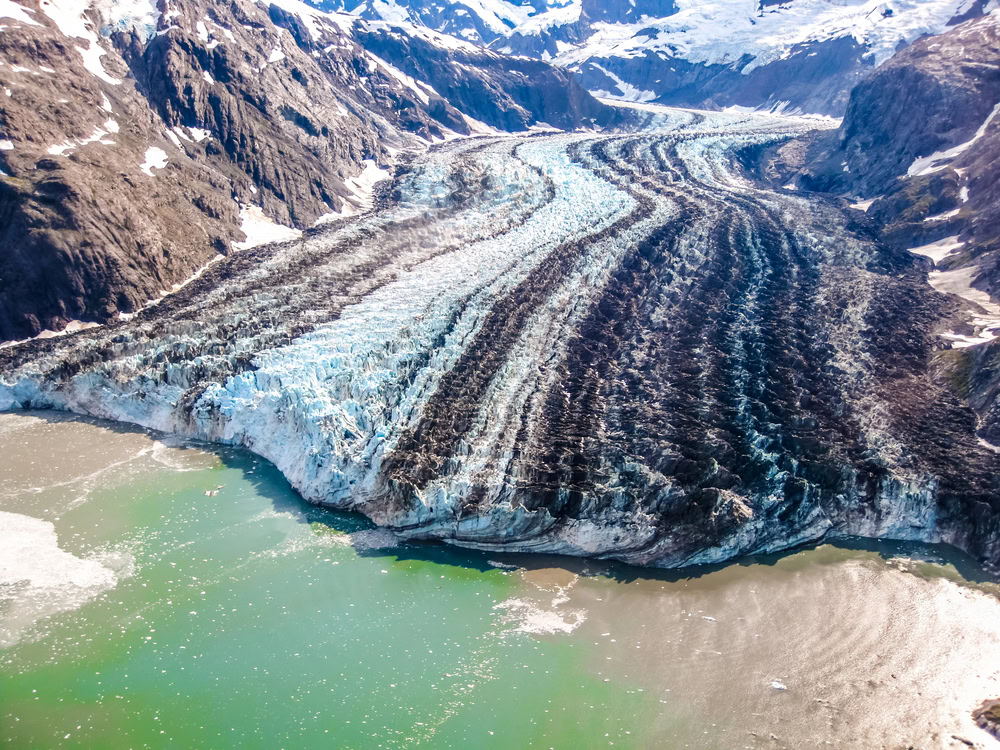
top-left (350, 0), bottom-right (995, 115)
top-left (774, 11), bottom-right (1000, 448)
top-left (2, 109), bottom-right (999, 572)
top-left (0, 0), bottom-right (613, 342)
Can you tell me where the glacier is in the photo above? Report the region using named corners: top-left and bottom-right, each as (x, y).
top-left (2, 105), bottom-right (999, 570)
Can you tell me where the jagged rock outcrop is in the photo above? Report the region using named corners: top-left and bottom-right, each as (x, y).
top-left (352, 23), bottom-right (616, 131)
top-left (0, 0), bottom-right (614, 342)
top-left (974, 699), bottom-right (1000, 742)
top-left (2, 109), bottom-right (999, 571)
top-left (799, 11), bottom-right (1000, 199)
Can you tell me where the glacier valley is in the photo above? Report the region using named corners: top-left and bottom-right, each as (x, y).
top-left (3, 106), bottom-right (999, 571)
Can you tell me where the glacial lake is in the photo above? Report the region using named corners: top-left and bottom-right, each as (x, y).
top-left (2, 411), bottom-right (999, 749)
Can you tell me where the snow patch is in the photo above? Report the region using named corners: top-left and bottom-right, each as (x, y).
top-left (124, 254), bottom-right (226, 318)
top-left (233, 205), bottom-right (302, 250)
top-left (313, 160), bottom-right (390, 226)
top-left (909, 235), bottom-right (963, 264)
top-left (0, 0), bottom-right (40, 26)
top-left (365, 51), bottom-right (434, 105)
top-left (588, 62), bottom-right (656, 102)
top-left (0, 319), bottom-right (102, 350)
top-left (907, 103), bottom-right (1000, 177)
top-left (38, 0), bottom-right (122, 84)
top-left (139, 145), bottom-right (167, 175)
top-left (47, 141), bottom-right (74, 155)
top-left (920, 257), bottom-right (1000, 349)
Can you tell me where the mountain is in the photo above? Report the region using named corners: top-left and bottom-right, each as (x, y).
top-left (0, 0), bottom-right (614, 342)
top-left (350, 0), bottom-right (994, 115)
top-left (771, 12), bottom-right (1000, 447)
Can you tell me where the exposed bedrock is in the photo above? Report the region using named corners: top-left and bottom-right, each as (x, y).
top-left (2, 109), bottom-right (999, 570)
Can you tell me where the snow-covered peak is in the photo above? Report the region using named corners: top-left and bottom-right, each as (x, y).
top-left (546, 0), bottom-right (986, 72)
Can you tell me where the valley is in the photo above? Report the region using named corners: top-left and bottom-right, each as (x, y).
top-left (4, 104), bottom-right (998, 571)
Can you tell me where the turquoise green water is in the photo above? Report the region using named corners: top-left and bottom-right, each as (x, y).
top-left (2, 412), bottom-right (1000, 749)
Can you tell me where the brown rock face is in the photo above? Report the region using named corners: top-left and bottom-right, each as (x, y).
top-left (973, 699), bottom-right (1000, 742)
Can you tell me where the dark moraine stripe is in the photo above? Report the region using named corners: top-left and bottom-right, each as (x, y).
top-left (377, 137), bottom-right (660, 504)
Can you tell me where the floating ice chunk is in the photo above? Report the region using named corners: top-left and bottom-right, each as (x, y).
top-left (494, 596), bottom-right (587, 635)
top-left (0, 510), bottom-right (120, 647)
top-left (0, 139), bottom-right (12, 150)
